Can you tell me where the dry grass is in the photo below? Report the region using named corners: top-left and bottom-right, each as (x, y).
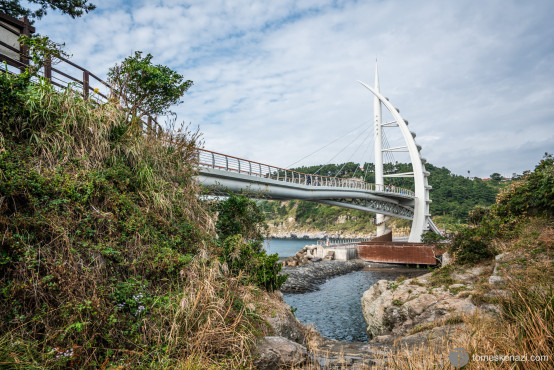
top-left (165, 257), bottom-right (261, 367)
top-left (1, 73), bottom-right (266, 367)
top-left (382, 220), bottom-right (554, 369)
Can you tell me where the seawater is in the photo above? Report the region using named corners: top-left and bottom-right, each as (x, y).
top-left (264, 238), bottom-right (319, 258)
top-left (266, 238), bottom-right (424, 342)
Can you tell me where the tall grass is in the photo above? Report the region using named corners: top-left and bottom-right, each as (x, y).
top-left (385, 221), bottom-right (553, 369)
top-left (0, 72), bottom-right (265, 367)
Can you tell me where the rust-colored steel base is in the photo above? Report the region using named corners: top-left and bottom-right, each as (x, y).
top-left (357, 242), bottom-right (445, 265)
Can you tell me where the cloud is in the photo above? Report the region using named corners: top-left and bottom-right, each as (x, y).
top-left (32, 0), bottom-right (554, 178)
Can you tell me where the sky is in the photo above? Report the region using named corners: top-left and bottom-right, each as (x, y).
top-left (31, 0), bottom-right (554, 178)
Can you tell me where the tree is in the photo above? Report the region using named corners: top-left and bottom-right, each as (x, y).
top-left (214, 193), bottom-right (286, 291)
top-left (0, 0), bottom-right (95, 20)
top-left (215, 193), bottom-right (267, 243)
top-left (490, 172), bottom-right (503, 182)
top-left (108, 51), bottom-right (193, 124)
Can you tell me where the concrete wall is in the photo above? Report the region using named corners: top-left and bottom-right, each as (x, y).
top-left (306, 245), bottom-right (358, 261)
top-left (0, 20), bottom-right (20, 61)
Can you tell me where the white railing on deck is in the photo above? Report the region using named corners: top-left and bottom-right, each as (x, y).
top-left (197, 148), bottom-right (415, 197)
top-left (316, 238), bottom-right (373, 246)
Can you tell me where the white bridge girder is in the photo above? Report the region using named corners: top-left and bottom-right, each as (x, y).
top-left (198, 167), bottom-right (416, 220)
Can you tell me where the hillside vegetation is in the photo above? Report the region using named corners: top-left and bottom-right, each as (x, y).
top-left (0, 66), bottom-right (284, 367)
top-left (392, 154), bottom-right (554, 368)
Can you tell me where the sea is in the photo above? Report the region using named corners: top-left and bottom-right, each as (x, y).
top-left (265, 238), bottom-right (425, 342)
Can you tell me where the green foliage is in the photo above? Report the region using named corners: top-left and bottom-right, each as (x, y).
top-left (490, 172), bottom-right (503, 182)
top-left (421, 231), bottom-right (447, 245)
top-left (108, 51), bottom-right (193, 122)
top-left (493, 153), bottom-right (554, 219)
top-left (447, 226), bottom-right (496, 265)
top-left (392, 299), bottom-right (403, 306)
top-left (446, 154), bottom-right (553, 265)
top-left (0, 0), bottom-right (95, 20)
top-left (215, 194), bottom-right (286, 291)
top-left (467, 205), bottom-right (491, 226)
top-left (425, 164), bottom-right (498, 222)
top-left (0, 70), bottom-right (233, 367)
top-left (215, 193), bottom-right (267, 242)
top-left (18, 34), bottom-right (70, 78)
top-left (259, 199), bottom-right (379, 233)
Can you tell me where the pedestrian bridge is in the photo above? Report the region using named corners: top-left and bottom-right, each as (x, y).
top-left (197, 148), bottom-right (438, 231)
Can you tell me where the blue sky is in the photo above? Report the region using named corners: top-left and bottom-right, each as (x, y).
top-left (32, 0), bottom-right (554, 178)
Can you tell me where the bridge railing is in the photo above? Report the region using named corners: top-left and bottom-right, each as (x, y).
top-left (0, 13), bottom-right (163, 134)
top-left (316, 238), bottom-right (373, 246)
top-left (197, 148), bottom-right (415, 197)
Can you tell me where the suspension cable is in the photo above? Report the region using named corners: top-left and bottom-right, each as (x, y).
top-left (313, 126), bottom-right (371, 175)
top-left (334, 130), bottom-right (372, 177)
top-left (351, 133), bottom-right (373, 179)
top-left (382, 129), bottom-right (397, 171)
top-left (285, 120), bottom-right (370, 169)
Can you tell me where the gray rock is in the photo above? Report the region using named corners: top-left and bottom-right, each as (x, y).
top-left (451, 266), bottom-right (488, 283)
top-left (280, 260), bottom-right (366, 293)
top-left (361, 274), bottom-right (477, 340)
top-left (480, 304), bottom-right (502, 316)
top-left (441, 252), bottom-right (453, 266)
top-left (489, 275), bottom-right (505, 287)
top-left (449, 283), bottom-right (466, 289)
top-left (254, 336), bottom-right (307, 370)
top-left (495, 253), bottom-right (510, 261)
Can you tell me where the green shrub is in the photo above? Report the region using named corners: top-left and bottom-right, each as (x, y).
top-left (494, 153), bottom-right (554, 219)
top-left (448, 226), bottom-right (495, 265)
top-left (468, 205), bottom-right (491, 226)
top-left (216, 194), bottom-right (287, 291)
top-left (421, 231), bottom-right (447, 245)
top-left (0, 70), bottom-right (266, 367)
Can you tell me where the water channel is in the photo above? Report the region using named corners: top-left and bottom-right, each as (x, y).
top-left (265, 238), bottom-right (426, 342)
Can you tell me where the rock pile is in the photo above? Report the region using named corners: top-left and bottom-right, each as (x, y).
top-left (282, 245), bottom-right (325, 267)
top-left (280, 259), bottom-right (367, 293)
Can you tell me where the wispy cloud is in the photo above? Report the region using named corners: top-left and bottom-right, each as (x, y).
top-left (34, 0), bottom-right (554, 177)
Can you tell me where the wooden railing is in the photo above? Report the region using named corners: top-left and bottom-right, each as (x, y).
top-left (0, 11), bottom-right (161, 133)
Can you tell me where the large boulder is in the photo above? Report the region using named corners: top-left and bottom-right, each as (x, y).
top-left (360, 280), bottom-right (393, 338)
top-left (254, 336), bottom-right (307, 369)
top-left (361, 273), bottom-right (477, 341)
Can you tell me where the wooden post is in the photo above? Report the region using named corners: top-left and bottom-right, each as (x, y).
top-left (19, 17), bottom-right (31, 71)
top-left (83, 70), bottom-right (89, 99)
top-left (147, 116), bottom-right (152, 133)
top-left (44, 55), bottom-right (51, 81)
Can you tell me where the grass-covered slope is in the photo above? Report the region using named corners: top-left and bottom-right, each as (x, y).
top-left (0, 73), bottom-right (276, 367)
top-left (394, 155), bottom-right (553, 368)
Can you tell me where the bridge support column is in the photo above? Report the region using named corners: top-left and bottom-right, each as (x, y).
top-left (373, 62), bottom-right (386, 237)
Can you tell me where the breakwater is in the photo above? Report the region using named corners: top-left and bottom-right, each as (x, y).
top-left (280, 259), bottom-right (366, 293)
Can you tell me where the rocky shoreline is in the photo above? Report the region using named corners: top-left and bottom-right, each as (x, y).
top-left (280, 259), bottom-right (367, 293)
top-left (271, 230), bottom-right (374, 240)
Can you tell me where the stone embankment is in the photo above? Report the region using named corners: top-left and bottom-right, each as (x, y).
top-left (282, 244), bottom-right (331, 267)
top-left (280, 259), bottom-right (367, 293)
top-left (270, 230), bottom-right (374, 240)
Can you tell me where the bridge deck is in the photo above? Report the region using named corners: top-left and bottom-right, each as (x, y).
top-left (197, 148), bottom-right (415, 198)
